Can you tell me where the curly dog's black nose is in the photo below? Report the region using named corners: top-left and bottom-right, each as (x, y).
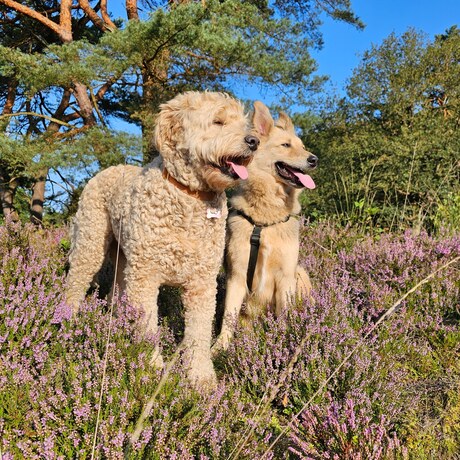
top-left (245, 135), bottom-right (260, 151)
top-left (307, 154), bottom-right (318, 169)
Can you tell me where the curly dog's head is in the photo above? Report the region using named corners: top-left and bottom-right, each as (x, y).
top-left (154, 91), bottom-right (259, 192)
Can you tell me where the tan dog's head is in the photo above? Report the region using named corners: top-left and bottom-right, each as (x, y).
top-left (154, 91), bottom-right (259, 192)
top-left (249, 101), bottom-right (317, 190)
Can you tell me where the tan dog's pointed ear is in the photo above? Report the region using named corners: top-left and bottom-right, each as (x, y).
top-left (154, 101), bottom-right (183, 153)
top-left (276, 112), bottom-right (295, 133)
top-left (252, 101), bottom-right (274, 137)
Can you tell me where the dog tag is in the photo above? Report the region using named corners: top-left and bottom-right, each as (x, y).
top-left (207, 207), bottom-right (222, 219)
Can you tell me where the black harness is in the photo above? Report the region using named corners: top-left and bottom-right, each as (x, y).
top-left (228, 208), bottom-right (292, 292)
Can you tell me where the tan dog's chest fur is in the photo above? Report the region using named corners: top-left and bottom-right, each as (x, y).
top-left (226, 195), bottom-right (300, 312)
top-left (214, 101), bottom-right (315, 352)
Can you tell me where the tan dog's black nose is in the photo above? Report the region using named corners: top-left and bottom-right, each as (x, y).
top-left (245, 135), bottom-right (260, 151)
top-left (307, 154), bottom-right (318, 169)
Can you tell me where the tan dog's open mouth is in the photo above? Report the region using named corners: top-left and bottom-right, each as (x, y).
top-left (216, 155), bottom-right (253, 180)
top-left (275, 161), bottom-right (316, 189)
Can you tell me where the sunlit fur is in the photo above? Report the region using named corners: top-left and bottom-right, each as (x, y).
top-left (214, 101), bottom-right (314, 352)
top-left (66, 91), bottom-right (256, 386)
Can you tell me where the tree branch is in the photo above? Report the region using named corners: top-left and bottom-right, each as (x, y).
top-left (2, 79), bottom-right (17, 116)
top-left (50, 125), bottom-right (90, 140)
top-left (0, 112), bottom-right (72, 127)
top-left (89, 86), bottom-right (106, 126)
top-left (62, 111), bottom-right (82, 123)
top-left (72, 82), bottom-right (97, 126)
top-left (126, 0), bottom-right (139, 20)
top-left (77, 0), bottom-right (112, 31)
top-left (54, 88), bottom-right (72, 120)
top-left (60, 0), bottom-right (73, 42)
top-left (100, 0), bottom-right (117, 30)
top-left (50, 167), bottom-right (76, 192)
top-left (44, 88), bottom-right (73, 135)
top-left (0, 0), bottom-right (70, 42)
top-left (95, 74), bottom-right (121, 101)
top-left (185, 50), bottom-right (219, 65)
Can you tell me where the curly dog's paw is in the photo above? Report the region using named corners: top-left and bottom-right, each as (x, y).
top-left (187, 359), bottom-right (217, 390)
top-left (150, 347), bottom-right (164, 369)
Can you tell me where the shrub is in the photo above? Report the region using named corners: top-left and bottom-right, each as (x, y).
top-left (0, 221), bottom-right (459, 458)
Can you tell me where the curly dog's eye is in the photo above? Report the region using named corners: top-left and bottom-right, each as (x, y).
top-left (281, 143), bottom-right (291, 148)
top-left (213, 120), bottom-right (224, 126)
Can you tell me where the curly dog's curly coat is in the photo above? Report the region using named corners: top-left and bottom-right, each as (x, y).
top-left (66, 91), bottom-right (258, 385)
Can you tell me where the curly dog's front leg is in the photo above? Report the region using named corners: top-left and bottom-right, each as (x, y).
top-left (181, 279), bottom-right (218, 387)
top-left (124, 267), bottom-right (163, 369)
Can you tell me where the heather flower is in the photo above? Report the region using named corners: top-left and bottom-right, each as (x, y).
top-left (0, 220), bottom-right (459, 458)
top-left (288, 395), bottom-right (408, 459)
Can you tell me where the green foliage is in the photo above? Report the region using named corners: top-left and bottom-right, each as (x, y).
top-left (302, 27), bottom-right (460, 232)
top-left (0, 42), bottom-right (96, 95)
top-left (0, 128), bottom-right (140, 175)
top-left (434, 191), bottom-right (460, 232)
top-left (98, 0), bottom-right (325, 109)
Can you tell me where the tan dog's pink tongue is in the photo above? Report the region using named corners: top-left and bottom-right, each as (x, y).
top-left (227, 161), bottom-right (248, 180)
top-left (293, 171), bottom-right (316, 189)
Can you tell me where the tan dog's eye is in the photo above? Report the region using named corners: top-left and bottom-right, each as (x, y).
top-left (213, 120), bottom-right (224, 126)
top-left (281, 143), bottom-right (291, 148)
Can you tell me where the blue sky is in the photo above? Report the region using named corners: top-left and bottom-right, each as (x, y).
top-left (310, 0), bottom-right (460, 94)
top-left (110, 0), bottom-right (460, 126)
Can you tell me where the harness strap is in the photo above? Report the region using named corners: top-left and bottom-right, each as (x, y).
top-left (247, 225), bottom-right (262, 292)
top-left (228, 207), bottom-right (293, 292)
top-left (229, 208), bottom-right (291, 228)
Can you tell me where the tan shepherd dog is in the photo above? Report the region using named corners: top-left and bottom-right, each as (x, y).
top-left (213, 101), bottom-right (317, 351)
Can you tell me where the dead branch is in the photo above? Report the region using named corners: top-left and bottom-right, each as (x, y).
top-left (0, 112), bottom-right (72, 127)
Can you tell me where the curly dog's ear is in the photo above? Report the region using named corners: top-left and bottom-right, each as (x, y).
top-left (276, 112), bottom-right (295, 133)
top-left (154, 100), bottom-right (184, 155)
top-left (252, 101), bottom-right (274, 137)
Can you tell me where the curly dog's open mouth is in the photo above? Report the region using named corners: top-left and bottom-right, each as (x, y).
top-left (214, 155), bottom-right (253, 180)
top-left (275, 161), bottom-right (316, 189)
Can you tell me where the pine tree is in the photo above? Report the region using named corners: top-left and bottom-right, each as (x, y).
top-left (0, 0), bottom-right (362, 223)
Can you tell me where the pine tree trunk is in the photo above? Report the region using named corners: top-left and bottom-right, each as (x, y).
top-left (0, 80), bottom-right (18, 220)
top-left (0, 169), bottom-right (19, 221)
top-left (142, 56), bottom-right (170, 164)
top-left (30, 171), bottom-right (47, 226)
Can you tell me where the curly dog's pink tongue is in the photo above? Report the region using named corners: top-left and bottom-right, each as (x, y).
top-left (227, 161), bottom-right (248, 180)
top-left (293, 171), bottom-right (316, 189)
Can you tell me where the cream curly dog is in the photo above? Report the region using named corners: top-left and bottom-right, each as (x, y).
top-left (213, 101), bottom-right (317, 352)
top-left (66, 91), bottom-right (258, 385)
